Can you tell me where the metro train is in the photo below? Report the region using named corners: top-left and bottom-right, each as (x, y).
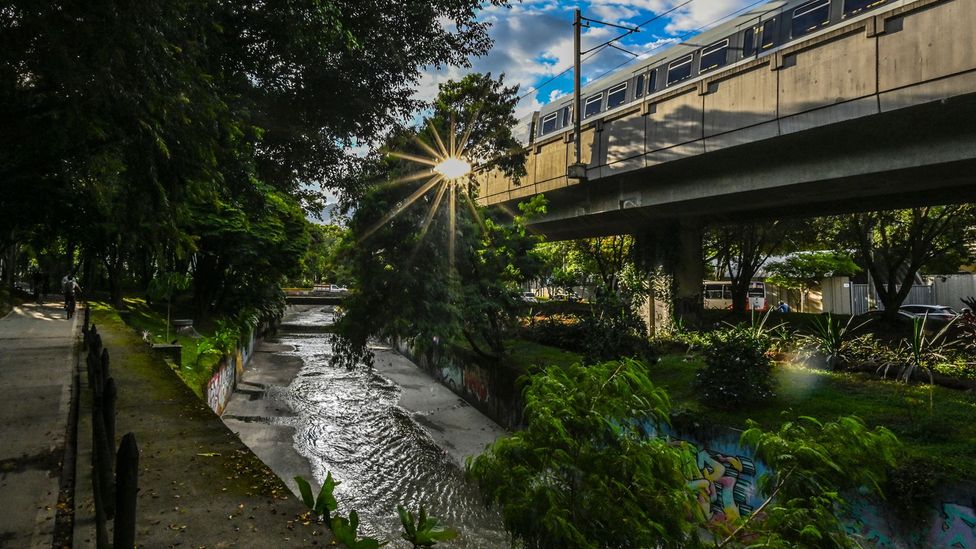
top-left (513, 0), bottom-right (897, 145)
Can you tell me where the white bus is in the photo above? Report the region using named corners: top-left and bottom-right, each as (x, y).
top-left (703, 281), bottom-right (768, 311)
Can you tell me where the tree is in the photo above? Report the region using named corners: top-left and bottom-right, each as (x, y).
top-left (467, 359), bottom-right (703, 548)
top-left (765, 251), bottom-right (860, 312)
top-left (469, 359), bottom-right (902, 548)
top-left (332, 73), bottom-right (538, 367)
top-left (837, 206), bottom-right (976, 321)
top-left (706, 221), bottom-right (795, 313)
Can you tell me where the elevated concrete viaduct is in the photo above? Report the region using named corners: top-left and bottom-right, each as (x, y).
top-left (474, 0), bottom-right (976, 330)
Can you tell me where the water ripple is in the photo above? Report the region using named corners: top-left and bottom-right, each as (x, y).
top-left (272, 320), bottom-right (509, 548)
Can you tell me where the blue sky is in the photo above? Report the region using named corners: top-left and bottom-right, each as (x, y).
top-left (416, 0), bottom-right (759, 118)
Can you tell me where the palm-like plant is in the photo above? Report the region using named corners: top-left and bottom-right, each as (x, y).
top-left (803, 313), bottom-right (865, 369)
top-left (897, 314), bottom-right (957, 413)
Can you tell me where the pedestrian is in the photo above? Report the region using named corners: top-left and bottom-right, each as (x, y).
top-left (777, 301), bottom-right (791, 313)
top-left (63, 275), bottom-right (81, 319)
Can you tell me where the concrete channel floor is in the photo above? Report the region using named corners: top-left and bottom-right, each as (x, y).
top-left (0, 302), bottom-right (77, 549)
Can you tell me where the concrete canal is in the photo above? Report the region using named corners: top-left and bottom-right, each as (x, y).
top-left (222, 305), bottom-right (509, 547)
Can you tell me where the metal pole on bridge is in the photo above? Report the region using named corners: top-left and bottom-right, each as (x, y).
top-left (573, 8), bottom-right (581, 167)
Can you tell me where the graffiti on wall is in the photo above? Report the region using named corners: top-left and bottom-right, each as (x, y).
top-left (463, 365), bottom-right (490, 403)
top-left (206, 357), bottom-right (236, 415)
top-left (439, 363), bottom-right (463, 391)
top-left (932, 502), bottom-right (976, 548)
top-left (687, 446), bottom-right (759, 523)
top-left (845, 499), bottom-right (976, 548)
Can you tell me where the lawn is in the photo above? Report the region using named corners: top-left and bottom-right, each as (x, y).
top-left (504, 339), bottom-right (582, 373)
top-left (649, 354), bottom-right (976, 481)
top-left (93, 298), bottom-right (223, 398)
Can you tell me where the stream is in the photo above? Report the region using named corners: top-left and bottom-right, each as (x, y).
top-left (268, 306), bottom-right (509, 547)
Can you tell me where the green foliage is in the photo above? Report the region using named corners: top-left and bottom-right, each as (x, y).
top-left (696, 325), bottom-right (774, 408)
top-left (883, 456), bottom-right (948, 535)
top-left (766, 252), bottom-right (860, 311)
top-left (801, 313), bottom-right (866, 369)
top-left (730, 416), bottom-right (900, 548)
top-left (467, 358), bottom-right (702, 548)
top-left (397, 505), bottom-right (458, 548)
top-left (333, 74), bottom-right (545, 368)
top-left (836, 207), bottom-right (976, 318)
top-left (578, 295), bottom-right (656, 365)
top-left (294, 473), bottom-right (385, 548)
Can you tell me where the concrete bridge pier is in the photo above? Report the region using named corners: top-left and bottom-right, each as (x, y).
top-left (637, 219), bottom-right (704, 335)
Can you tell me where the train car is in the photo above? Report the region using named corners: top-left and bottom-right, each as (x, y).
top-left (523, 0), bottom-right (899, 146)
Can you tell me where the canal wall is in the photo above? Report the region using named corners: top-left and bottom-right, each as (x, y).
top-left (393, 337), bottom-right (525, 430)
top-left (206, 326), bottom-right (260, 415)
top-left (393, 337), bottom-right (976, 547)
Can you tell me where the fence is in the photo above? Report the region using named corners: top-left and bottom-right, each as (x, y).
top-left (82, 307), bottom-right (139, 548)
top-left (849, 283), bottom-right (935, 315)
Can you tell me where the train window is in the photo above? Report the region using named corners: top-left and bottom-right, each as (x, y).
top-left (700, 39), bottom-right (730, 72)
top-left (561, 106), bottom-right (571, 127)
top-left (583, 94), bottom-right (602, 118)
top-left (760, 18), bottom-right (778, 50)
top-left (606, 83), bottom-right (627, 109)
top-left (635, 74), bottom-right (645, 98)
top-left (792, 0), bottom-right (830, 37)
top-left (541, 112), bottom-right (558, 135)
top-left (843, 0), bottom-right (887, 16)
top-left (666, 54), bottom-right (694, 86)
top-left (742, 27), bottom-right (756, 57)
top-left (648, 69), bottom-right (657, 93)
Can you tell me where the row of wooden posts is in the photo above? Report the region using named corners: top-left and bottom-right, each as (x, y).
top-left (83, 307), bottom-right (139, 548)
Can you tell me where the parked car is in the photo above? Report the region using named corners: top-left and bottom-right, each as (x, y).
top-left (898, 304), bottom-right (959, 322)
top-left (521, 291), bottom-right (538, 303)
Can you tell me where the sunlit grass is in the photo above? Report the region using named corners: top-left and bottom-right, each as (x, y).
top-left (104, 298), bottom-right (223, 397)
top-left (650, 354), bottom-right (976, 481)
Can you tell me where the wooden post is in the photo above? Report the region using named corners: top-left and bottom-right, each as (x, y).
top-left (92, 394), bottom-right (115, 520)
top-left (113, 433), bottom-right (139, 549)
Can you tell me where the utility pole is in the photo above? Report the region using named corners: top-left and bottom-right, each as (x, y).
top-left (569, 9), bottom-right (587, 181)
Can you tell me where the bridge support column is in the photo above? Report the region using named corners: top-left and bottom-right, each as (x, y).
top-left (637, 220), bottom-right (703, 335)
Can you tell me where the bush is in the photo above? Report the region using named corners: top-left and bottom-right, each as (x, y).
top-left (695, 325), bottom-right (774, 408)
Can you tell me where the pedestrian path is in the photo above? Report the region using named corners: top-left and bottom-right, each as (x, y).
top-left (72, 304), bottom-right (322, 547)
top-left (0, 302), bottom-right (78, 549)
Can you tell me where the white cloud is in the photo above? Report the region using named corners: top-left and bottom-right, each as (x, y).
top-left (412, 0), bottom-right (757, 120)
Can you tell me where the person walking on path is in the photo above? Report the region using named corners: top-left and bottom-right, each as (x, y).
top-left (63, 275), bottom-right (81, 319)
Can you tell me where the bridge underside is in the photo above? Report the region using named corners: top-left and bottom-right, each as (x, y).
top-left (520, 93), bottom-right (976, 240)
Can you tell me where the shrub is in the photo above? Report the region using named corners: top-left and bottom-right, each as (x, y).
top-left (695, 325), bottom-right (774, 408)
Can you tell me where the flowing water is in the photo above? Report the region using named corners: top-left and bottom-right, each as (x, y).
top-left (272, 307), bottom-right (509, 548)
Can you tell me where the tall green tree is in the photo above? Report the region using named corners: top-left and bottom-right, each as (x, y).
top-left (836, 206), bottom-right (976, 320)
top-left (766, 251), bottom-right (860, 312)
top-left (332, 73), bottom-right (538, 367)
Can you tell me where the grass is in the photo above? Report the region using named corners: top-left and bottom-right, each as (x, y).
top-left (101, 298), bottom-right (223, 398)
top-left (504, 339), bottom-right (582, 373)
top-left (648, 354), bottom-right (976, 481)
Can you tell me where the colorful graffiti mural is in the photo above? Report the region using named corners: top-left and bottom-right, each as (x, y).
top-left (206, 357), bottom-right (236, 415)
top-left (206, 329), bottom-right (257, 415)
top-left (933, 503), bottom-right (976, 548)
top-left (687, 447), bottom-right (758, 523)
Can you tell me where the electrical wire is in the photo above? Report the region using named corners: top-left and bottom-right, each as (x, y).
top-left (585, 0), bottom-right (772, 84)
top-left (520, 0), bottom-right (772, 101)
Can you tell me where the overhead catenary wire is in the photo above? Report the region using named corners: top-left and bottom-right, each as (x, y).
top-left (584, 0), bottom-right (773, 85)
top-left (520, 0), bottom-right (772, 102)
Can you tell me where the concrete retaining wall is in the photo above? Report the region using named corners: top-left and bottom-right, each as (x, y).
top-left (206, 327), bottom-right (259, 415)
top-left (393, 338), bottom-right (525, 430)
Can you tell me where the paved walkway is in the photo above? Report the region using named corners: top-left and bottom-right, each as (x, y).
top-left (0, 302), bottom-right (78, 549)
top-left (72, 304), bottom-right (322, 547)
